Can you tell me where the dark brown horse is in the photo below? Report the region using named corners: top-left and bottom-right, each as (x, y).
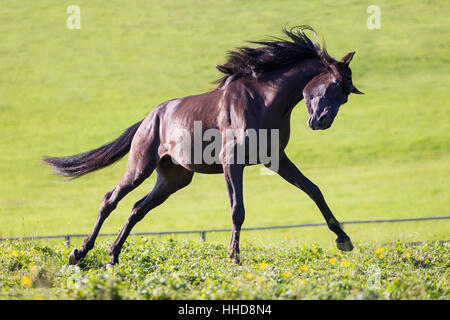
top-left (44, 25), bottom-right (363, 267)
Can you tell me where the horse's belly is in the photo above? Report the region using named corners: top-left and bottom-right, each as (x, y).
top-left (182, 163), bottom-right (224, 174)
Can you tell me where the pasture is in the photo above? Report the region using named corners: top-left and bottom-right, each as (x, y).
top-left (0, 0), bottom-right (449, 299)
top-left (1, 238), bottom-right (448, 299)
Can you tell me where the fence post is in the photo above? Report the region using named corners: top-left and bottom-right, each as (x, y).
top-left (200, 231), bottom-right (206, 242)
top-left (64, 236), bottom-right (71, 248)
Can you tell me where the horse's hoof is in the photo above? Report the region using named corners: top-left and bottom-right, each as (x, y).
top-left (228, 256), bottom-right (241, 265)
top-left (69, 249), bottom-right (80, 265)
top-left (336, 238), bottom-right (354, 251)
top-left (105, 263), bottom-right (115, 270)
top-left (106, 256), bottom-right (119, 269)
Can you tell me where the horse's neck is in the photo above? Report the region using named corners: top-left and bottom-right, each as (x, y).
top-left (264, 59), bottom-right (324, 114)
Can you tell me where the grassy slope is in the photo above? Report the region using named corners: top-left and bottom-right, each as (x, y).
top-left (0, 1), bottom-right (449, 247)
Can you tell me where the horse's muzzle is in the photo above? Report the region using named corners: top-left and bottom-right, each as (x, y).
top-left (308, 115), bottom-right (332, 130)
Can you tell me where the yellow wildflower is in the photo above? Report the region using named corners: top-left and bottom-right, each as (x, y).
top-left (282, 271), bottom-right (292, 279)
top-left (259, 262), bottom-right (267, 270)
top-left (341, 260), bottom-right (350, 267)
top-left (323, 257), bottom-right (329, 262)
top-left (300, 265), bottom-right (308, 272)
top-left (21, 276), bottom-right (32, 287)
top-left (376, 248), bottom-right (385, 254)
top-left (245, 273), bottom-right (253, 279)
top-left (403, 252), bottom-right (411, 258)
top-left (379, 254), bottom-right (384, 259)
top-left (312, 249), bottom-right (318, 254)
top-left (329, 258), bottom-right (337, 265)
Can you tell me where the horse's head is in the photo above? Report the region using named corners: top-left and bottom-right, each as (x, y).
top-left (303, 51), bottom-right (363, 130)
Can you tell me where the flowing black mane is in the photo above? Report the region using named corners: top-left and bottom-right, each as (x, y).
top-left (215, 25), bottom-right (335, 85)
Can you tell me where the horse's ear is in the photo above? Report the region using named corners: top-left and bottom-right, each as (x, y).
top-left (340, 51), bottom-right (355, 66)
top-left (351, 85), bottom-right (364, 94)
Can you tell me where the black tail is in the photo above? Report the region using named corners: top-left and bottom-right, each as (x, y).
top-left (43, 120), bottom-right (143, 179)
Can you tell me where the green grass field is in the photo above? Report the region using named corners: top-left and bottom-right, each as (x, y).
top-left (0, 0), bottom-right (449, 300)
top-left (1, 238), bottom-right (448, 299)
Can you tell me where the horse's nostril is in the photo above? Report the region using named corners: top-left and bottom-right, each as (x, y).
top-left (318, 114), bottom-right (328, 124)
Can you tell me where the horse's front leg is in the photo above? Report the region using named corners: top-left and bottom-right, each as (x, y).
top-left (223, 164), bottom-right (245, 264)
top-left (270, 152), bottom-right (353, 251)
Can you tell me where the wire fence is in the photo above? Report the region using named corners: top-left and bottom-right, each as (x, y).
top-left (1, 215), bottom-right (449, 248)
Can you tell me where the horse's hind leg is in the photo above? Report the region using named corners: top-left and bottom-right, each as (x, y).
top-left (107, 157), bottom-right (193, 266)
top-left (69, 161), bottom-right (157, 265)
top-left (223, 164), bottom-right (245, 264)
top-left (69, 178), bottom-right (147, 265)
top-left (69, 117), bottom-right (161, 265)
